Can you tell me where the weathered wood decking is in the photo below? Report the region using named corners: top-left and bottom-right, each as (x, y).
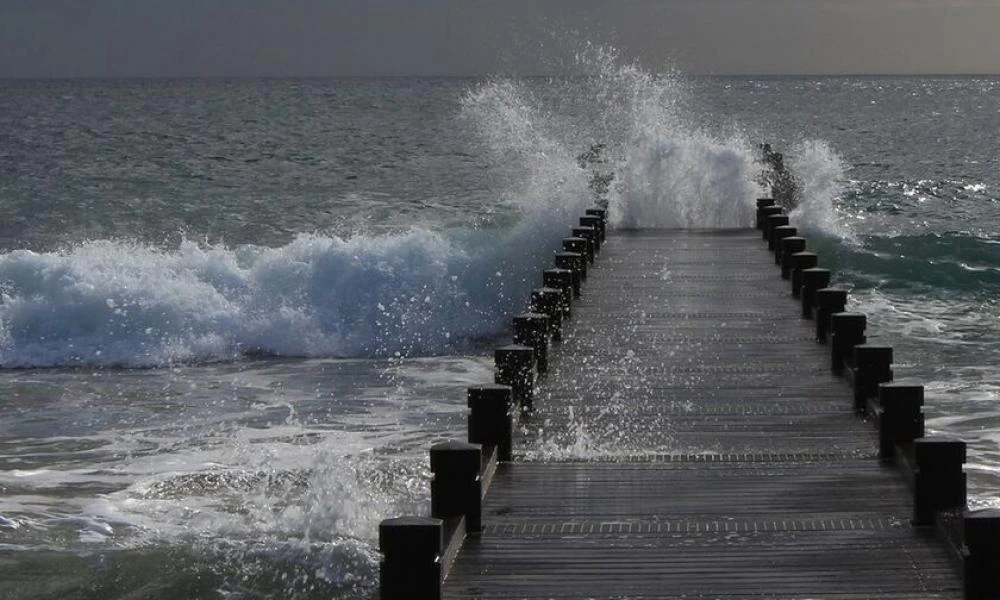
top-left (444, 230), bottom-right (961, 599)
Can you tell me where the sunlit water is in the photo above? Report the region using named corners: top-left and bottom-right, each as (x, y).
top-left (2, 55), bottom-right (1000, 597)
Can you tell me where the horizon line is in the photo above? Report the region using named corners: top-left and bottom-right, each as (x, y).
top-left (2, 72), bottom-right (1000, 81)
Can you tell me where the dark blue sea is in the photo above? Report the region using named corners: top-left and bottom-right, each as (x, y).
top-left (1, 55), bottom-right (999, 597)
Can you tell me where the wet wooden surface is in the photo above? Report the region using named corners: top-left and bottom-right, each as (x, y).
top-left (444, 230), bottom-right (960, 599)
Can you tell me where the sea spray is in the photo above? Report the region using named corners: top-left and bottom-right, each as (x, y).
top-left (787, 139), bottom-right (853, 240)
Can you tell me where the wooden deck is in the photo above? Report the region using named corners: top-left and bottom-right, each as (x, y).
top-left (443, 230), bottom-right (961, 599)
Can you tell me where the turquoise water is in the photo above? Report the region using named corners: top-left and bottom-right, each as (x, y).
top-left (1, 65), bottom-right (998, 597)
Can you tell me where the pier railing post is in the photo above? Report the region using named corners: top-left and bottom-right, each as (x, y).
top-left (431, 441), bottom-right (483, 535)
top-left (571, 227), bottom-right (598, 261)
top-left (756, 198), bottom-right (776, 229)
top-left (512, 313), bottom-right (550, 373)
top-left (758, 205), bottom-right (782, 231)
top-left (852, 345), bottom-right (893, 411)
top-left (814, 288), bottom-right (848, 342)
top-left (764, 214), bottom-right (789, 244)
top-left (877, 383), bottom-right (924, 462)
top-left (379, 517), bottom-right (443, 600)
top-left (468, 384), bottom-right (513, 462)
top-left (780, 237), bottom-right (806, 279)
top-left (790, 252), bottom-right (818, 298)
top-left (800, 268), bottom-right (831, 319)
top-left (913, 438), bottom-right (966, 526)
top-left (580, 216), bottom-right (603, 246)
top-left (562, 237), bottom-right (591, 267)
top-left (530, 288), bottom-right (564, 340)
top-left (495, 344), bottom-right (535, 412)
top-left (830, 312), bottom-right (866, 372)
top-left (584, 208), bottom-right (608, 242)
top-left (772, 226), bottom-right (797, 260)
top-left (584, 207), bottom-right (607, 238)
top-left (964, 509), bottom-right (1000, 600)
top-left (554, 252), bottom-right (584, 296)
top-left (542, 269), bottom-right (574, 318)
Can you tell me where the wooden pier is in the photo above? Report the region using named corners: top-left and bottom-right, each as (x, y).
top-left (378, 203), bottom-right (1000, 599)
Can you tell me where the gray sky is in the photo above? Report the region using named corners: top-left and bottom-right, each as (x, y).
top-left (1, 0), bottom-right (998, 77)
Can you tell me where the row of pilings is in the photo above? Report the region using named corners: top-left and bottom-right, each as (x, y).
top-left (377, 206), bottom-right (608, 599)
top-left (759, 197), bottom-right (998, 600)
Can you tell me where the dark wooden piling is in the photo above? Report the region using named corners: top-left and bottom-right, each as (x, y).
top-left (831, 312), bottom-right (866, 372)
top-left (800, 267), bottom-right (831, 318)
top-left (580, 216), bottom-right (604, 245)
top-left (814, 288), bottom-right (848, 342)
top-left (571, 227), bottom-right (598, 260)
top-left (790, 251), bottom-right (818, 298)
top-left (542, 269), bottom-right (574, 318)
top-left (494, 344), bottom-right (534, 412)
top-left (554, 251), bottom-right (585, 292)
top-left (512, 313), bottom-right (549, 373)
top-left (431, 441), bottom-right (483, 535)
top-left (780, 237), bottom-right (807, 279)
top-left (877, 383), bottom-right (925, 462)
top-left (764, 213), bottom-right (789, 243)
top-left (757, 204), bottom-right (782, 229)
top-left (584, 208), bottom-right (607, 242)
top-left (771, 225), bottom-right (797, 256)
top-left (379, 517), bottom-right (442, 599)
top-left (529, 288), bottom-right (564, 340)
top-left (913, 438), bottom-right (967, 526)
top-left (964, 510), bottom-right (1000, 600)
top-left (468, 385), bottom-right (513, 462)
top-left (562, 237), bottom-right (592, 266)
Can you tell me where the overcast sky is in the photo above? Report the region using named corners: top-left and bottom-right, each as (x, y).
top-left (1, 0), bottom-right (998, 77)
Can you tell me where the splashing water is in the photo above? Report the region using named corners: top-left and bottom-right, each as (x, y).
top-left (788, 139), bottom-right (853, 240)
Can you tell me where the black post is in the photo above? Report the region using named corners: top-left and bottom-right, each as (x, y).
top-left (830, 312), bottom-right (866, 372)
top-left (379, 516), bottom-right (443, 600)
top-left (757, 205), bottom-right (782, 230)
top-left (585, 207), bottom-right (608, 242)
top-left (468, 384), bottom-right (513, 462)
top-left (430, 441), bottom-right (483, 535)
top-left (800, 268), bottom-right (831, 318)
top-left (771, 225), bottom-right (797, 255)
top-left (571, 226), bottom-right (598, 260)
top-left (913, 437), bottom-right (966, 526)
top-left (562, 237), bottom-right (591, 270)
top-left (543, 269), bottom-right (574, 318)
top-left (852, 345), bottom-right (893, 411)
top-left (530, 287), bottom-right (564, 340)
top-left (814, 288), bottom-right (848, 342)
top-left (964, 509), bottom-right (1000, 600)
top-left (580, 216), bottom-right (604, 245)
top-left (878, 383), bottom-right (924, 462)
top-left (563, 236), bottom-right (593, 265)
top-left (554, 251), bottom-right (584, 295)
top-left (790, 252), bottom-right (818, 298)
top-left (494, 344), bottom-right (535, 412)
top-left (764, 214), bottom-right (790, 243)
top-left (780, 237), bottom-right (807, 278)
top-left (512, 313), bottom-right (550, 373)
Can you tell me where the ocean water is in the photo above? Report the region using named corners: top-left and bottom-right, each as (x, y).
top-left (1, 54), bottom-right (999, 597)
